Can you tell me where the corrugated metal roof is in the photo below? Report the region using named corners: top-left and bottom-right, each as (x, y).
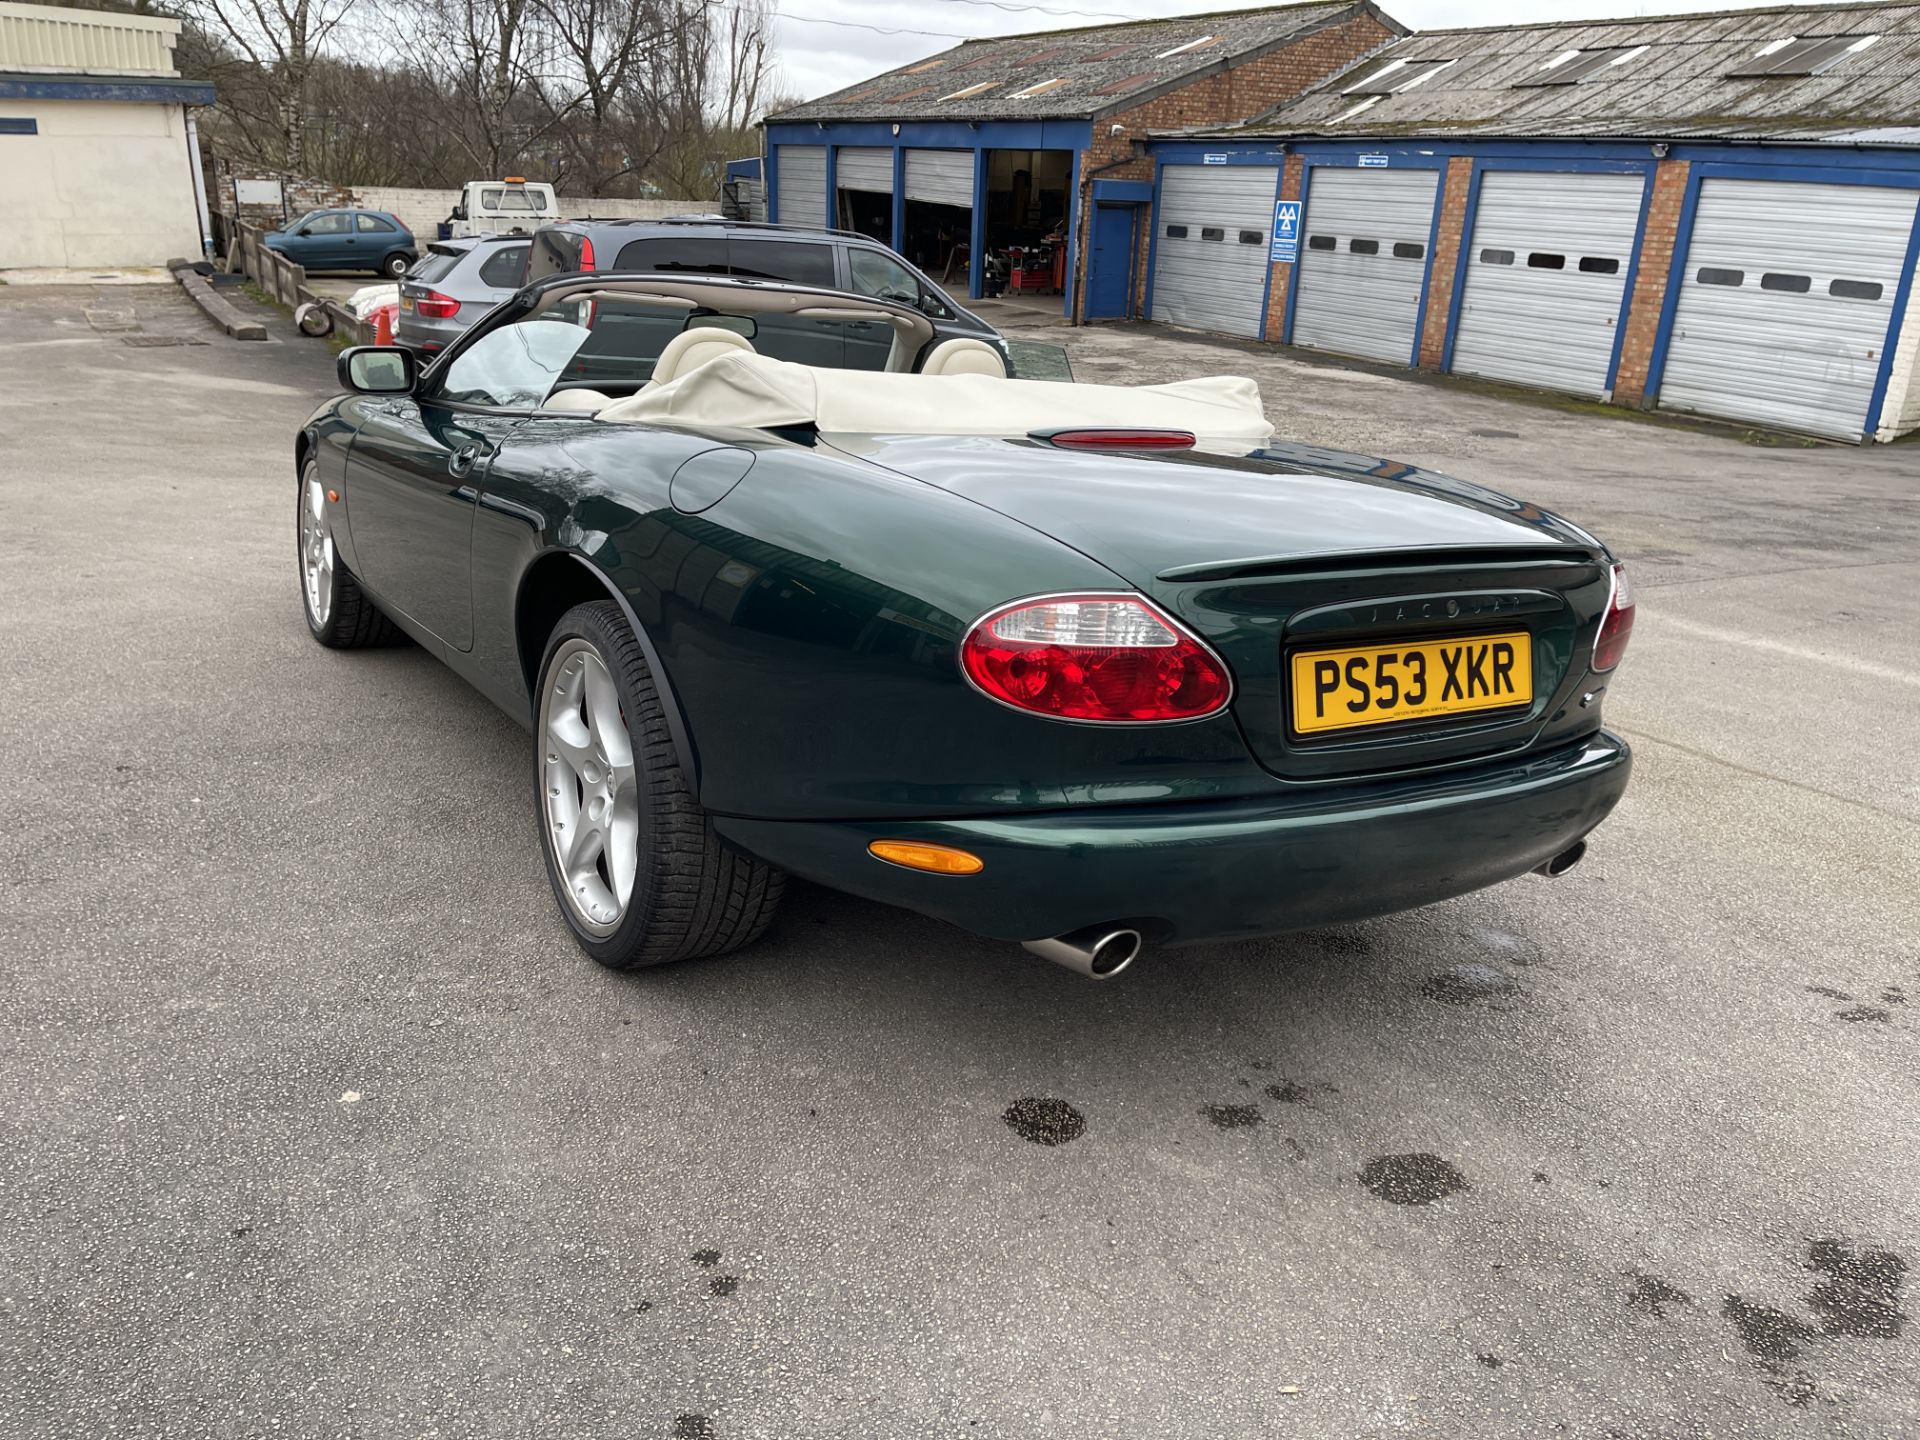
top-left (1180, 1), bottom-right (1920, 144)
top-left (0, 0), bottom-right (180, 78)
top-left (770, 2), bottom-right (1399, 124)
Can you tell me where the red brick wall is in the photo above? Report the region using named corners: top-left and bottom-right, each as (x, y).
top-left (1613, 159), bottom-right (1691, 407)
top-left (1072, 11), bottom-right (1396, 322)
top-left (1415, 156), bottom-right (1475, 369)
top-left (1261, 155), bottom-right (1307, 341)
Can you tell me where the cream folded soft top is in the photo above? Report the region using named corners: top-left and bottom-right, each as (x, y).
top-left (592, 351), bottom-right (1275, 446)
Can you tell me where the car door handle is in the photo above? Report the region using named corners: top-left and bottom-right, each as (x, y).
top-left (448, 444), bottom-right (482, 477)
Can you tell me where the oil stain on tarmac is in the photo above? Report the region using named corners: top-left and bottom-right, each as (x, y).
top-left (1003, 1097), bottom-right (1085, 1146)
top-left (1359, 1153), bottom-right (1468, 1205)
top-left (1625, 1271), bottom-right (1693, 1319)
top-left (1423, 964), bottom-right (1521, 1007)
top-left (1201, 1103), bottom-right (1264, 1129)
top-left (1805, 1238), bottom-right (1907, 1339)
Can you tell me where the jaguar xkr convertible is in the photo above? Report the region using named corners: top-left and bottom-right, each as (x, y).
top-left (296, 273), bottom-right (1633, 979)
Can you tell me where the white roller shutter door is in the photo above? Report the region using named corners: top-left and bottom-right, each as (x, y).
top-left (1451, 170), bottom-right (1646, 398)
top-left (904, 150), bottom-right (974, 209)
top-left (1291, 168), bottom-right (1439, 365)
top-left (777, 146), bottom-right (827, 228)
top-left (837, 147), bottom-right (893, 195)
top-left (1659, 178), bottom-right (1919, 441)
top-left (1150, 165), bottom-right (1280, 339)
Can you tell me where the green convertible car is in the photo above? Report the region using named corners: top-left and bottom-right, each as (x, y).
top-left (297, 272), bottom-right (1633, 980)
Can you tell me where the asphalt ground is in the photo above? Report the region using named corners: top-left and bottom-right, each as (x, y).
top-left (1, 281), bottom-right (1916, 1439)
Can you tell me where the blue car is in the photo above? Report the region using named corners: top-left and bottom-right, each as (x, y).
top-left (263, 208), bottom-right (417, 277)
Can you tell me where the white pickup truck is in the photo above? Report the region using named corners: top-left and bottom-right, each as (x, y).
top-left (448, 177), bottom-right (558, 237)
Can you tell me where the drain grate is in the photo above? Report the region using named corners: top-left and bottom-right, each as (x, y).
top-left (122, 335), bottom-right (208, 347)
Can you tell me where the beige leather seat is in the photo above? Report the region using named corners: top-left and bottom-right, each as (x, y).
top-left (921, 338), bottom-right (1008, 378)
top-left (651, 326), bottom-right (756, 383)
top-left (544, 387), bottom-right (612, 413)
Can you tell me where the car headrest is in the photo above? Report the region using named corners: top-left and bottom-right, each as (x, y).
top-left (921, 338), bottom-right (1007, 379)
top-left (651, 326), bottom-right (756, 383)
top-left (544, 388), bottom-right (611, 414)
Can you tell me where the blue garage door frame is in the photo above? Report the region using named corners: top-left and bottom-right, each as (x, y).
top-left (1086, 204), bottom-right (1139, 319)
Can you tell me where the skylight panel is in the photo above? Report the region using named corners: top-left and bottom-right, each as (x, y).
top-left (1344, 57), bottom-right (1453, 97)
top-left (939, 81), bottom-right (998, 101)
top-left (1519, 45), bottom-right (1648, 87)
top-left (1157, 35), bottom-right (1218, 59)
top-left (1728, 34), bottom-right (1878, 78)
top-left (1009, 77), bottom-right (1069, 99)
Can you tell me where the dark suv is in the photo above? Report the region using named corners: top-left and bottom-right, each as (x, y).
top-left (525, 218), bottom-right (1010, 371)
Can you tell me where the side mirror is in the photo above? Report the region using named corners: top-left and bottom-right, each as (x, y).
top-left (337, 346), bottom-right (415, 394)
top-left (298, 226), bottom-right (314, 237)
top-left (451, 205), bottom-right (467, 220)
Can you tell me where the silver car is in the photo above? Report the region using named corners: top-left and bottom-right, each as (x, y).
top-left (394, 235), bottom-right (530, 354)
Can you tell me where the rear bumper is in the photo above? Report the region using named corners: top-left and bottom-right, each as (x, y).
top-left (394, 312), bottom-right (464, 350)
top-left (715, 732), bottom-right (1631, 945)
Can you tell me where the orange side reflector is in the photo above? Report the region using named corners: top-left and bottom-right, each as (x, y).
top-left (867, 840), bottom-right (984, 876)
top-left (327, 489), bottom-right (340, 503)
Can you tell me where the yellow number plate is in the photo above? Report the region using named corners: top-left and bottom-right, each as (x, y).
top-left (1290, 631), bottom-right (1533, 735)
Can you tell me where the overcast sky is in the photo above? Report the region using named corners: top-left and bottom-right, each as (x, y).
top-left (771, 0), bottom-right (1796, 104)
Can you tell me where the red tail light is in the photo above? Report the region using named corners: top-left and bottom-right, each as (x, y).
top-left (413, 290), bottom-right (460, 319)
top-left (1040, 429), bottom-right (1196, 450)
top-left (578, 236), bottom-right (596, 271)
top-left (1592, 562), bottom-right (1634, 671)
top-left (960, 594), bottom-right (1232, 723)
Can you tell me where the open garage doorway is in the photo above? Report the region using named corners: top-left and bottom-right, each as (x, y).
top-left (895, 149), bottom-right (976, 293)
top-left (839, 187), bottom-right (890, 243)
top-left (901, 200), bottom-right (972, 292)
top-left (984, 148), bottom-right (1072, 303)
top-left (835, 147), bottom-right (892, 243)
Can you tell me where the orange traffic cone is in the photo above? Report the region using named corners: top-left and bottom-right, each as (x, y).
top-left (373, 304), bottom-right (395, 347)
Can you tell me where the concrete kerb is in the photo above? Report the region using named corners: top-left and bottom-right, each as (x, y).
top-left (168, 260), bottom-right (269, 341)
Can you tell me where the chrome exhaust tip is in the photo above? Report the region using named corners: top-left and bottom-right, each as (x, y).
top-left (1533, 839), bottom-right (1587, 878)
top-left (1022, 925), bottom-right (1144, 980)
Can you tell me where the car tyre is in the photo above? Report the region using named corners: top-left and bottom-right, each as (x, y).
top-left (535, 600), bottom-right (783, 968)
top-left (380, 251), bottom-right (411, 278)
top-left (297, 461), bottom-right (402, 648)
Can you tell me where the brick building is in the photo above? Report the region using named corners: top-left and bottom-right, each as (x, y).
top-left (0, 0), bottom-right (214, 268)
top-left (1147, 1), bottom-right (1920, 443)
top-left (759, 2), bottom-right (1402, 322)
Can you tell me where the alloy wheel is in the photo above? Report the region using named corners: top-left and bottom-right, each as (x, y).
top-left (299, 477), bottom-right (333, 626)
top-left (539, 639), bottom-right (640, 936)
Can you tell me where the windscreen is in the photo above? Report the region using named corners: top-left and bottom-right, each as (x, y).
top-left (433, 294), bottom-right (900, 404)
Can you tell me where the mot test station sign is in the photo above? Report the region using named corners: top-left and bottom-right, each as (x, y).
top-left (1270, 199), bottom-right (1301, 264)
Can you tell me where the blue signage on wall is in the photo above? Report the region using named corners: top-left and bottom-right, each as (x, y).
top-left (1270, 199), bottom-right (1301, 264)
top-left (1358, 153), bottom-right (1390, 168)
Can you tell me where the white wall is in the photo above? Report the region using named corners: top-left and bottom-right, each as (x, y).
top-left (0, 99), bottom-right (200, 268)
top-left (1875, 274), bottom-right (1920, 442)
top-left (351, 186), bottom-right (704, 241)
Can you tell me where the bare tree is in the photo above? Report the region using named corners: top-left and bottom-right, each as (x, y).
top-left (181, 0), bottom-right (362, 170)
top-left (645, 0), bottom-right (776, 199)
top-left (46, 0), bottom-right (782, 197)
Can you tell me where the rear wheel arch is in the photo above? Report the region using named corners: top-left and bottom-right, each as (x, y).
top-left (515, 551), bottom-right (699, 789)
